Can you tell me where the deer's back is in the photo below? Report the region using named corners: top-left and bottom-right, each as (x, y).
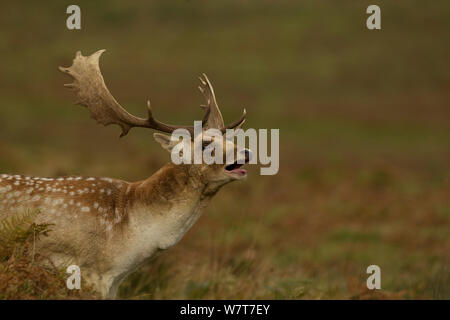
top-left (0, 173), bottom-right (131, 265)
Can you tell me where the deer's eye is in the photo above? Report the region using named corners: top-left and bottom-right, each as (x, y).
top-left (202, 141), bottom-right (212, 150)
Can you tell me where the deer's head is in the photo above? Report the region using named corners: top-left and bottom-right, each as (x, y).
top-left (60, 50), bottom-right (251, 189)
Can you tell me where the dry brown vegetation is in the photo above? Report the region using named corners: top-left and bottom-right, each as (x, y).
top-left (0, 210), bottom-right (97, 299)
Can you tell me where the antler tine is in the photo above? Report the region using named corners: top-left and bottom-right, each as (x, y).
top-left (221, 108), bottom-right (247, 133)
top-left (145, 100), bottom-right (195, 136)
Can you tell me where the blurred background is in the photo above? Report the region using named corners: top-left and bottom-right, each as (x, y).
top-left (0, 0), bottom-right (449, 299)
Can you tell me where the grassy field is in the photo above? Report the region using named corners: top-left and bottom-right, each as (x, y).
top-left (0, 1), bottom-right (449, 299)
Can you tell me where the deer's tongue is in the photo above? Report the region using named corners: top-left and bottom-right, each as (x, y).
top-left (232, 168), bottom-right (247, 175)
top-left (225, 162), bottom-right (247, 175)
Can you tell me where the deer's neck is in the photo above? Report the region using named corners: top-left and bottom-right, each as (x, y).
top-left (120, 163), bottom-right (211, 257)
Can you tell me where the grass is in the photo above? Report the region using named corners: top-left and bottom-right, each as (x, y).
top-left (0, 0), bottom-right (449, 299)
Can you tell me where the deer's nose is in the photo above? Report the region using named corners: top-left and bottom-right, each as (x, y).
top-left (241, 149), bottom-right (253, 162)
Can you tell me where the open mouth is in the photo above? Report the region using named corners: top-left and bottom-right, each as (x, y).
top-left (225, 161), bottom-right (247, 176)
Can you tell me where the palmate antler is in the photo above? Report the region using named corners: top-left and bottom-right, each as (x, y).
top-left (59, 50), bottom-right (246, 137)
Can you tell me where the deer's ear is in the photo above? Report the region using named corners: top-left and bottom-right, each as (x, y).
top-left (153, 133), bottom-right (177, 152)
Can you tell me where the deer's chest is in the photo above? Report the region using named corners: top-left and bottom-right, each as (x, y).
top-left (116, 202), bottom-right (204, 271)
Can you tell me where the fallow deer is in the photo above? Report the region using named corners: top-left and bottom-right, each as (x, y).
top-left (0, 50), bottom-right (251, 298)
